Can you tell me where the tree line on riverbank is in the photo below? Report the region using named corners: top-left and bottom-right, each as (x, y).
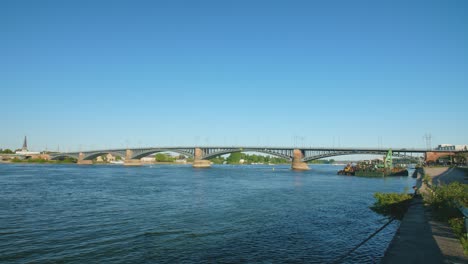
top-left (0, 149), bottom-right (15, 154)
top-left (9, 157), bottom-right (77, 164)
top-left (209, 152), bottom-right (288, 164)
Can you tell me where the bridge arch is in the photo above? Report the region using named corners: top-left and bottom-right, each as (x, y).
top-left (202, 148), bottom-right (293, 161)
top-left (50, 154), bottom-right (80, 160)
top-left (51, 151), bottom-right (127, 161)
top-left (302, 151), bottom-right (421, 162)
top-left (131, 149), bottom-right (194, 160)
top-left (82, 151), bottom-right (127, 161)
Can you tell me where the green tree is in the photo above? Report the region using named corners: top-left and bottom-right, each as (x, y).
top-left (0, 149), bottom-right (14, 154)
top-left (155, 153), bottom-right (175, 162)
top-left (226, 152), bottom-right (242, 164)
top-left (210, 155), bottom-right (225, 164)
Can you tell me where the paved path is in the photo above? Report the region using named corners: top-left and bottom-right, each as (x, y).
top-left (381, 197), bottom-right (444, 264)
top-left (382, 167), bottom-right (467, 263)
top-left (427, 167), bottom-right (468, 185)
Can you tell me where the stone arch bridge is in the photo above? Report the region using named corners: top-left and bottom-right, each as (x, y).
top-left (49, 146), bottom-right (458, 170)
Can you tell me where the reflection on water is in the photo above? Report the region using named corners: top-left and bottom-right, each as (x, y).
top-left (0, 164), bottom-right (415, 263)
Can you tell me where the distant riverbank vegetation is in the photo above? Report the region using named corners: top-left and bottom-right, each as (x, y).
top-left (0, 149), bottom-right (14, 154)
top-left (151, 152), bottom-right (334, 165)
top-left (10, 157), bottom-right (77, 164)
top-left (209, 152), bottom-right (289, 165)
top-left (155, 153), bottom-right (178, 162)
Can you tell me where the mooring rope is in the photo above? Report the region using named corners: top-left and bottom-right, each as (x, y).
top-left (329, 217), bottom-right (396, 264)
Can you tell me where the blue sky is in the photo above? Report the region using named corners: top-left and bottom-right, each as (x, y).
top-left (1, 0), bottom-right (467, 152)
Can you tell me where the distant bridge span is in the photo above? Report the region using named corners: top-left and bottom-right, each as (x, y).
top-left (48, 146), bottom-right (462, 169)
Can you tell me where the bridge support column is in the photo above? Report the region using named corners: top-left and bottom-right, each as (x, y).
top-left (124, 149), bottom-right (142, 166)
top-left (291, 149), bottom-right (309, 171)
top-left (193, 148), bottom-right (211, 168)
top-left (77, 152), bottom-right (92, 165)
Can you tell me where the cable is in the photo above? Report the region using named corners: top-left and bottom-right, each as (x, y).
top-left (329, 217), bottom-right (396, 264)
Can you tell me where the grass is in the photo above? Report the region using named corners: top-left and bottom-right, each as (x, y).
top-left (448, 218), bottom-right (468, 255)
top-left (423, 173), bottom-right (432, 186)
top-left (424, 182), bottom-right (468, 254)
top-left (371, 192), bottom-right (413, 220)
top-left (425, 182), bottom-right (468, 219)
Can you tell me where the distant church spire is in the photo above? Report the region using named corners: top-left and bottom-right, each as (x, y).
top-left (22, 136), bottom-right (28, 151)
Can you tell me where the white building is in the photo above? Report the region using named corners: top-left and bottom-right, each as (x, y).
top-left (435, 144), bottom-right (468, 151)
top-left (15, 136), bottom-right (40, 155)
top-left (141, 157), bottom-right (155, 163)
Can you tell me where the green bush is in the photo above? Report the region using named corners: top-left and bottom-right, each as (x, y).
top-left (426, 182), bottom-right (468, 220)
top-left (209, 156), bottom-right (225, 164)
top-left (371, 192), bottom-right (412, 219)
top-left (448, 218), bottom-right (468, 255)
top-left (0, 149), bottom-right (14, 154)
top-left (423, 173), bottom-right (432, 186)
top-left (155, 153), bottom-right (175, 162)
top-left (425, 182), bottom-right (468, 254)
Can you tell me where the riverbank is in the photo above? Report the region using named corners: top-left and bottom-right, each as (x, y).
top-left (0, 160), bottom-right (75, 164)
top-left (382, 167), bottom-right (467, 263)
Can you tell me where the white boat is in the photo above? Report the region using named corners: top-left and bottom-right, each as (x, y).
top-left (110, 160), bottom-right (124, 165)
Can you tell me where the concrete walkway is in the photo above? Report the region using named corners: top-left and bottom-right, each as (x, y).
top-left (381, 197), bottom-right (444, 264)
top-left (382, 167), bottom-right (467, 263)
top-left (428, 167), bottom-right (468, 185)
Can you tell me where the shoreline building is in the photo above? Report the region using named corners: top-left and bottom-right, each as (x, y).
top-left (15, 136), bottom-right (40, 155)
top-left (434, 144), bottom-right (468, 151)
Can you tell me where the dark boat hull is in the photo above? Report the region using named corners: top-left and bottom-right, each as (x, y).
top-left (354, 169), bottom-right (408, 177)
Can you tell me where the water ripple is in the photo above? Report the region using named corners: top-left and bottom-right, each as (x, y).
top-left (0, 164), bottom-right (415, 263)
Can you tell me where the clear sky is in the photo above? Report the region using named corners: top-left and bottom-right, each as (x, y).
top-left (1, 0), bottom-right (467, 152)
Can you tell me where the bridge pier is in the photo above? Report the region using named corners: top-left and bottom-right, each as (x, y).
top-left (291, 149), bottom-right (309, 170)
top-left (193, 148), bottom-right (211, 168)
top-left (77, 152), bottom-right (93, 165)
top-left (124, 149), bottom-right (142, 166)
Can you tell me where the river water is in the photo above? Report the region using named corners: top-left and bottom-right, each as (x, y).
top-left (0, 164), bottom-right (415, 263)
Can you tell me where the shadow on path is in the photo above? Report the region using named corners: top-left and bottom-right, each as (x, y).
top-left (382, 197), bottom-right (444, 264)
